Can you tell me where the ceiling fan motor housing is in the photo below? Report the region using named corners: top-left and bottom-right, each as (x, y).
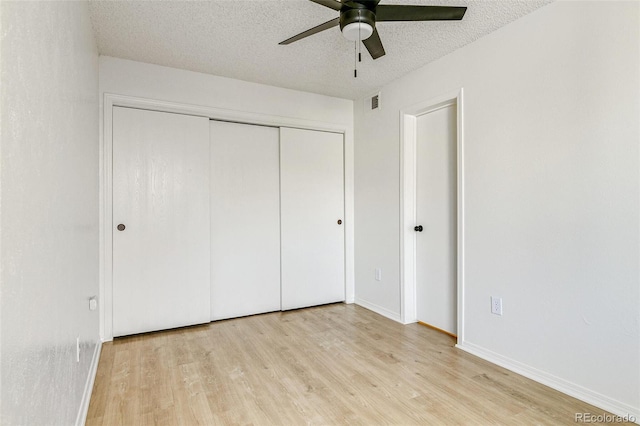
top-left (340, 8), bottom-right (376, 41)
top-left (340, 8), bottom-right (376, 31)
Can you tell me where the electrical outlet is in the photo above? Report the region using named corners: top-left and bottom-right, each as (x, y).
top-left (375, 268), bottom-right (382, 281)
top-left (491, 297), bottom-right (503, 315)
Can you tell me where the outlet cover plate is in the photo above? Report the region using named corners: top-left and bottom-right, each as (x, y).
top-left (491, 297), bottom-right (503, 315)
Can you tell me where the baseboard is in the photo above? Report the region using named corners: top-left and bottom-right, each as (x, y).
top-left (456, 342), bottom-right (640, 423)
top-left (355, 298), bottom-right (402, 323)
top-left (75, 340), bottom-right (102, 426)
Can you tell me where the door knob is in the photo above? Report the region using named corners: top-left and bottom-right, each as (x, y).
top-left (117, 224), bottom-right (126, 231)
top-left (414, 225), bottom-right (423, 232)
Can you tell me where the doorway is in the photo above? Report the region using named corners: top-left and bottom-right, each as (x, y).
top-left (400, 89), bottom-right (464, 342)
top-left (415, 103), bottom-right (457, 336)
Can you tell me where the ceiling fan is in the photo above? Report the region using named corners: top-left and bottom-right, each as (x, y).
top-left (279, 0), bottom-right (467, 60)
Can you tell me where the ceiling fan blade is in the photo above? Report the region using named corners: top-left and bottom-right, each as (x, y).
top-left (376, 5), bottom-right (467, 21)
top-left (363, 27), bottom-right (385, 59)
top-left (309, 0), bottom-right (344, 11)
top-left (279, 17), bottom-right (340, 45)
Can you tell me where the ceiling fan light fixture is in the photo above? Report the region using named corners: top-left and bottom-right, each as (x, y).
top-left (341, 22), bottom-right (373, 41)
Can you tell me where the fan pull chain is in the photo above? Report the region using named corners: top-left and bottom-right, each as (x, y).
top-left (354, 41), bottom-right (357, 78)
top-left (353, 10), bottom-right (361, 78)
top-left (358, 11), bottom-right (362, 63)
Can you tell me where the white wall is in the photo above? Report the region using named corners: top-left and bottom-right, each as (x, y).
top-left (100, 56), bottom-right (354, 126)
top-left (99, 57), bottom-right (355, 339)
top-left (354, 0), bottom-right (639, 417)
top-left (0, 1), bottom-right (100, 424)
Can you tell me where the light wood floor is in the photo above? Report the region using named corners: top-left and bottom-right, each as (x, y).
top-left (87, 304), bottom-right (619, 425)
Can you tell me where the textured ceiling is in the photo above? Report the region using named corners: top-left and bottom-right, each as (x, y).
top-left (89, 0), bottom-right (552, 99)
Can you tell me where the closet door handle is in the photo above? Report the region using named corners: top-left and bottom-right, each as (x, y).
top-left (337, 219), bottom-right (342, 225)
top-left (117, 224), bottom-right (126, 231)
top-left (414, 225), bottom-right (423, 232)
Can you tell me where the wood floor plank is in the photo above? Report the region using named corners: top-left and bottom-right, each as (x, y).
top-left (86, 342), bottom-right (115, 422)
top-left (87, 304), bottom-right (625, 425)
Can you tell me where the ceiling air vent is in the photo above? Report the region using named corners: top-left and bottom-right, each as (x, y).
top-left (366, 92), bottom-right (381, 112)
top-left (371, 93), bottom-right (380, 110)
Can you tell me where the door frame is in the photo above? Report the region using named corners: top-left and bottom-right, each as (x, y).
top-left (399, 88), bottom-right (465, 342)
top-left (100, 93), bottom-right (354, 341)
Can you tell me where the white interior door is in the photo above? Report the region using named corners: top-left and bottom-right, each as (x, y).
top-left (210, 120), bottom-right (281, 320)
top-left (112, 107), bottom-right (210, 337)
top-left (416, 104), bottom-right (457, 335)
top-left (280, 127), bottom-right (345, 310)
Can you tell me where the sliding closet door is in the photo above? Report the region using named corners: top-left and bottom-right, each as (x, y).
top-left (210, 121), bottom-right (281, 320)
top-left (280, 127), bottom-right (345, 310)
top-left (112, 107), bottom-right (210, 337)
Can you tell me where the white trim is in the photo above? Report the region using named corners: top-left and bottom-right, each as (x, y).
top-left (399, 113), bottom-right (418, 324)
top-left (101, 95), bottom-right (113, 341)
top-left (399, 88), bottom-right (465, 339)
top-left (75, 341), bottom-right (102, 426)
top-left (343, 128), bottom-right (356, 305)
top-left (457, 342), bottom-right (640, 423)
top-left (355, 298), bottom-right (403, 323)
top-left (101, 93), bottom-right (355, 341)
